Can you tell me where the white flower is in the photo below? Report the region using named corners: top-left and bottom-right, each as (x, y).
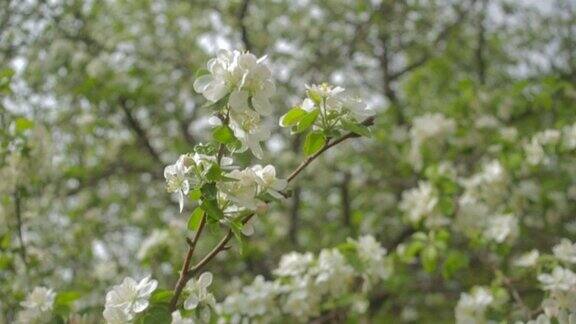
top-left (193, 49), bottom-right (275, 115)
top-left (312, 249), bottom-right (355, 295)
top-left (411, 113), bottom-right (456, 144)
top-left (399, 181), bottom-right (440, 225)
top-left (455, 287), bottom-right (494, 324)
top-left (241, 276), bottom-right (282, 317)
top-left (104, 276), bottom-right (158, 323)
top-left (563, 123), bottom-right (576, 149)
top-left (103, 306), bottom-right (132, 324)
top-left (305, 83), bottom-right (373, 122)
top-left (184, 272), bottom-right (216, 310)
top-left (521, 314), bottom-right (552, 324)
top-left (21, 287), bottom-right (55, 313)
top-left (483, 214), bottom-right (518, 243)
top-left (524, 129), bottom-right (561, 166)
top-left (252, 164), bottom-right (287, 198)
top-left (17, 287), bottom-right (56, 323)
top-left (553, 239), bottom-right (576, 264)
top-left (513, 249), bottom-right (540, 267)
top-left (350, 235), bottom-right (391, 282)
top-left (229, 108), bottom-right (271, 159)
top-left (171, 311), bottom-right (195, 324)
top-left (164, 155), bottom-right (193, 212)
top-left (273, 252), bottom-right (314, 277)
top-left (538, 267), bottom-right (576, 291)
top-left (218, 167), bottom-right (260, 210)
top-left (283, 276), bottom-right (322, 320)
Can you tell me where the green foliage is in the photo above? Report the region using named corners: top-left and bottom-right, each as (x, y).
top-left (303, 131), bottom-right (326, 156)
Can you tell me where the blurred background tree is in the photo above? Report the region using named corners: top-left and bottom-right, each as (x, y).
top-left (0, 0), bottom-right (575, 322)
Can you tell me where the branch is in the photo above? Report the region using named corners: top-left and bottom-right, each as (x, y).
top-left (169, 214), bottom-right (206, 309)
top-left (169, 117), bottom-right (376, 309)
top-left (287, 116), bottom-right (375, 182)
top-left (118, 98), bottom-right (163, 165)
top-left (13, 189), bottom-right (27, 269)
top-left (238, 0), bottom-right (253, 52)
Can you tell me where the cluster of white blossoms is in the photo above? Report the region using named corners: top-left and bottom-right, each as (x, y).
top-left (218, 164), bottom-right (287, 211)
top-left (16, 287), bottom-right (56, 323)
top-left (454, 286), bottom-right (494, 324)
top-left (216, 235), bottom-right (391, 322)
top-left (524, 129), bottom-right (562, 166)
top-left (399, 181), bottom-right (445, 228)
top-left (507, 238), bottom-right (576, 324)
top-left (519, 122), bottom-right (576, 169)
top-left (456, 160), bottom-right (518, 243)
top-left (408, 112), bottom-right (456, 170)
top-left (553, 239), bottom-right (576, 264)
top-left (164, 153), bottom-right (232, 212)
top-left (348, 235), bottom-right (392, 285)
top-left (300, 83), bottom-right (373, 123)
top-left (103, 276), bottom-right (158, 323)
top-left (193, 49), bottom-right (275, 158)
top-left (183, 272), bottom-right (216, 311)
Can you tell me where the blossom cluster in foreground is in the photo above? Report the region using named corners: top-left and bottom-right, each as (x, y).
top-left (454, 238), bottom-right (576, 323)
top-left (216, 235), bottom-right (391, 323)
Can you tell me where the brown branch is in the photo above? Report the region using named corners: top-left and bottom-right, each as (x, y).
top-left (169, 117), bottom-right (376, 309)
top-left (13, 189), bottom-right (27, 268)
top-left (289, 186), bottom-right (301, 245)
top-left (238, 0), bottom-right (253, 52)
top-left (476, 0), bottom-right (488, 85)
top-left (170, 140), bottom-right (226, 311)
top-left (287, 117), bottom-right (375, 182)
top-left (340, 171), bottom-right (352, 228)
top-left (118, 98), bottom-right (163, 165)
top-left (169, 214), bottom-right (207, 309)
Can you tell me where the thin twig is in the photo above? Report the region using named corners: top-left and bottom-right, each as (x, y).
top-left (169, 214), bottom-right (207, 309)
top-left (119, 97), bottom-right (163, 165)
top-left (287, 116), bottom-right (375, 182)
top-left (13, 189), bottom-right (27, 268)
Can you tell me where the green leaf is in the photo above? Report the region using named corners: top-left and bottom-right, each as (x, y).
top-left (200, 183), bottom-right (218, 199)
top-left (421, 246), bottom-right (438, 273)
top-left (189, 187), bottom-right (202, 201)
top-left (341, 119), bottom-right (371, 137)
top-left (295, 109), bottom-right (320, 133)
top-left (187, 207), bottom-right (204, 232)
top-left (308, 91), bottom-right (323, 106)
top-left (229, 219), bottom-right (246, 254)
top-left (205, 164), bottom-right (222, 182)
top-left (201, 199), bottom-right (223, 222)
top-left (150, 289), bottom-right (173, 304)
top-left (135, 305), bottom-right (171, 324)
top-left (55, 291), bottom-right (81, 306)
top-left (212, 125), bottom-right (237, 144)
top-left (280, 107), bottom-right (308, 127)
top-left (303, 131), bottom-right (326, 156)
top-left (15, 118), bottom-right (34, 132)
top-left (442, 250), bottom-right (469, 279)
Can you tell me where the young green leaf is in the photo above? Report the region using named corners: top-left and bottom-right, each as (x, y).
top-left (341, 119), bottom-right (371, 137)
top-left (421, 246), bottom-right (438, 273)
top-left (303, 131), bottom-right (327, 156)
top-left (187, 207), bottom-right (204, 232)
top-left (295, 109), bottom-right (320, 133)
top-left (212, 125), bottom-right (237, 144)
top-left (201, 199), bottom-right (223, 221)
top-left (280, 107), bottom-right (308, 127)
